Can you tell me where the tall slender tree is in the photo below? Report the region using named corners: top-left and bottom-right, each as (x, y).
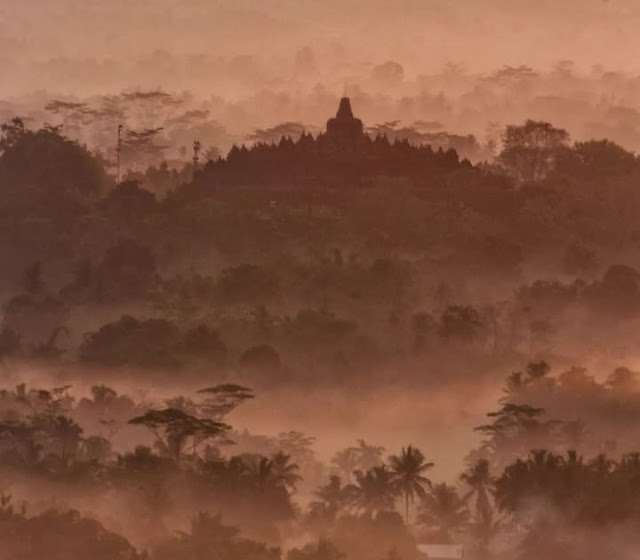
top-left (460, 459), bottom-right (493, 524)
top-left (389, 445), bottom-right (433, 524)
top-left (460, 459), bottom-right (497, 558)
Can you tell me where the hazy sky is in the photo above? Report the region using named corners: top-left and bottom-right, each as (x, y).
top-left (3, 0), bottom-right (640, 155)
top-left (2, 0), bottom-right (640, 96)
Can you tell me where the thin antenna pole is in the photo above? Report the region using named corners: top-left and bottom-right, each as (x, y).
top-left (192, 140), bottom-right (201, 180)
top-left (116, 124), bottom-right (123, 185)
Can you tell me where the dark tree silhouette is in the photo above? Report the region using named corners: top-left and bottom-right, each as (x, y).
top-left (499, 120), bottom-right (569, 183)
top-left (0, 118), bottom-right (108, 219)
top-left (129, 408), bottom-right (230, 462)
top-left (389, 445), bottom-right (433, 524)
top-left (351, 465), bottom-right (398, 515)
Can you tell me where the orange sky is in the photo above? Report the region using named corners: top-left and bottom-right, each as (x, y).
top-left (1, 0), bottom-right (639, 96)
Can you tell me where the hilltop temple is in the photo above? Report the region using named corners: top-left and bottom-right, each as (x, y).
top-left (325, 97), bottom-right (365, 153)
top-left (193, 96), bottom-right (472, 189)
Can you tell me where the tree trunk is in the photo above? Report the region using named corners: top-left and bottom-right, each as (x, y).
top-left (405, 492), bottom-right (409, 525)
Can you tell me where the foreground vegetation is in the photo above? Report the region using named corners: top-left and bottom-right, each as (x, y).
top-left (2, 361), bottom-right (640, 559)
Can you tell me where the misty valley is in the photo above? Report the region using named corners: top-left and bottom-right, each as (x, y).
top-left (4, 2), bottom-right (640, 559)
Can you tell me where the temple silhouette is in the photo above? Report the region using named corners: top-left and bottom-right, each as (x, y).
top-left (325, 97), bottom-right (365, 154)
top-left (192, 97), bottom-right (479, 190)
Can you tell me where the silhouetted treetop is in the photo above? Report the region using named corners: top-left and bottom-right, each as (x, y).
top-left (0, 118), bottom-right (108, 218)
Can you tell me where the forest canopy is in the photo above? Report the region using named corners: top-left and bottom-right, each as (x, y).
top-left (2, 65), bottom-right (640, 560)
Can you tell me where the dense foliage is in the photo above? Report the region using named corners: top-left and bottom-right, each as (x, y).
top-left (3, 104), bottom-right (640, 559)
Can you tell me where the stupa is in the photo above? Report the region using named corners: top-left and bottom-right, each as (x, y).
top-left (325, 97), bottom-right (365, 153)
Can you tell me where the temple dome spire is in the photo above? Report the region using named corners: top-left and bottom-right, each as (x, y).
top-left (326, 97), bottom-right (364, 152)
top-left (336, 97), bottom-right (355, 120)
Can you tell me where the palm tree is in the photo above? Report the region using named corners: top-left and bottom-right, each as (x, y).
top-left (460, 459), bottom-right (497, 559)
top-left (389, 445), bottom-right (433, 524)
top-left (331, 440), bottom-right (385, 483)
top-left (351, 465), bottom-right (398, 515)
top-left (313, 475), bottom-right (355, 516)
top-left (245, 452), bottom-right (301, 494)
top-left (270, 451), bottom-right (302, 492)
top-left (468, 507), bottom-right (501, 560)
top-left (417, 483), bottom-right (469, 543)
top-left (309, 475), bottom-right (346, 524)
top-left (460, 459), bottom-right (493, 523)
